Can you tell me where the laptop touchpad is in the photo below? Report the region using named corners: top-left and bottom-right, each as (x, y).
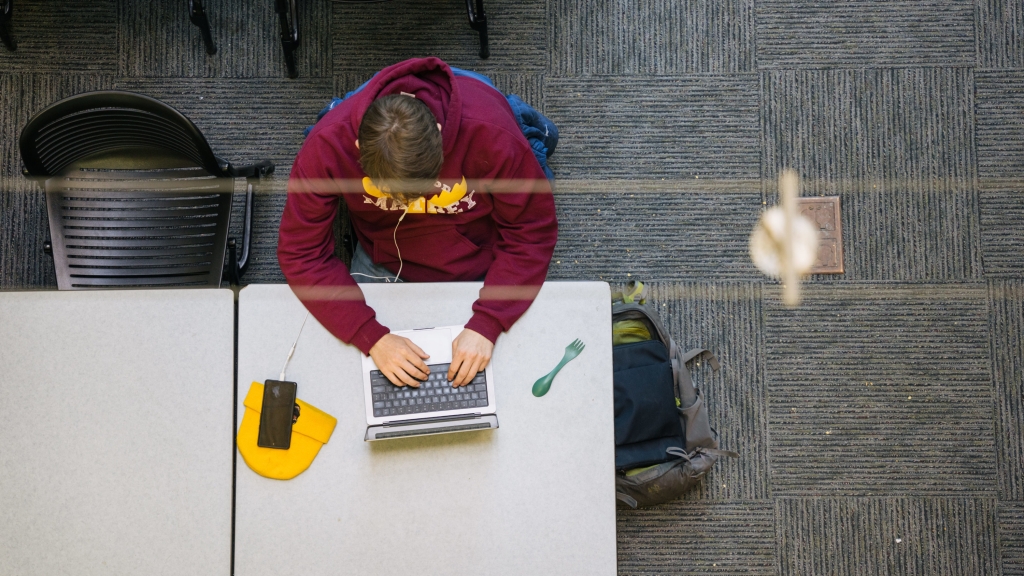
top-left (402, 328), bottom-right (453, 365)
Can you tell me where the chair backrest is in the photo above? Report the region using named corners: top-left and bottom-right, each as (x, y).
top-left (20, 91), bottom-right (226, 178)
top-left (20, 91), bottom-right (238, 290)
top-left (43, 167), bottom-right (234, 289)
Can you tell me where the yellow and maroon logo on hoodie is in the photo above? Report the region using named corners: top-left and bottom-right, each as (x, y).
top-left (362, 177), bottom-right (477, 214)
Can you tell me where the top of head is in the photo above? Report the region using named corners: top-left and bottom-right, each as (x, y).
top-left (358, 94), bottom-right (444, 202)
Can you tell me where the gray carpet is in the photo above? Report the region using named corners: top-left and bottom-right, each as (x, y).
top-left (756, 1), bottom-right (975, 67)
top-left (766, 283), bottom-right (995, 496)
top-left (778, 498), bottom-right (999, 575)
top-left (992, 281), bottom-right (1024, 501)
top-left (2, 0), bottom-right (1023, 574)
top-left (762, 68), bottom-right (980, 281)
top-left (1004, 503), bottom-right (1024, 575)
top-left (978, 72), bottom-right (1024, 278)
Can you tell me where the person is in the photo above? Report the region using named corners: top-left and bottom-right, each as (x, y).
top-left (278, 57), bottom-right (558, 391)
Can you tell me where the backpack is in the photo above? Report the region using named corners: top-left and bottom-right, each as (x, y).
top-left (612, 281), bottom-right (738, 509)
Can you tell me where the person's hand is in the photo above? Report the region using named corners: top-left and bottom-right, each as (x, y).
top-left (448, 329), bottom-right (494, 387)
top-left (369, 334), bottom-right (430, 387)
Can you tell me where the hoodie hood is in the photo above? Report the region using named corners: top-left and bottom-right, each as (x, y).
top-left (348, 57), bottom-right (463, 156)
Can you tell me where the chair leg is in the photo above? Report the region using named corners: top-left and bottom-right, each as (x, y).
top-left (466, 0), bottom-right (488, 59)
top-left (1, 0), bottom-right (16, 52)
top-left (188, 0), bottom-right (217, 55)
top-left (275, 0), bottom-right (299, 79)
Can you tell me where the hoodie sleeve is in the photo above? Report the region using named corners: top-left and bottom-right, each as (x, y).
top-left (464, 154), bottom-right (558, 343)
top-left (277, 139), bottom-right (390, 355)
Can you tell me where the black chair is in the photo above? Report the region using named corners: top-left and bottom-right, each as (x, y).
top-left (20, 91), bottom-right (274, 290)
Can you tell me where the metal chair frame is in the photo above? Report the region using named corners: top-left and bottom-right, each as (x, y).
top-left (1, 0), bottom-right (15, 51)
top-left (188, 0), bottom-right (217, 55)
top-left (465, 0), bottom-right (488, 59)
top-left (21, 91), bottom-right (274, 290)
top-left (275, 0), bottom-right (300, 79)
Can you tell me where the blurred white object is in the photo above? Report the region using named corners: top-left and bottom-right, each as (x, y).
top-left (749, 207), bottom-right (819, 276)
top-left (749, 170), bottom-right (819, 307)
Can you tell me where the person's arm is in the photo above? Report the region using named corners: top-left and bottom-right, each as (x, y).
top-left (449, 155), bottom-right (558, 385)
top-left (278, 157), bottom-right (430, 386)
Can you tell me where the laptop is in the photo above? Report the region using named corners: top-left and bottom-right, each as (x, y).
top-left (361, 325), bottom-right (498, 441)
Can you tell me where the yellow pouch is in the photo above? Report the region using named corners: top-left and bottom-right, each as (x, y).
top-left (612, 319), bottom-right (652, 345)
top-left (237, 382), bottom-right (337, 480)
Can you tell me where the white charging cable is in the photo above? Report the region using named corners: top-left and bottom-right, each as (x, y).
top-left (279, 312), bottom-right (310, 381)
top-left (349, 206), bottom-right (408, 283)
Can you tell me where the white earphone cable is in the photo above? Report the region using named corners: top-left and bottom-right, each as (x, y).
top-left (279, 312), bottom-right (310, 381)
top-left (392, 207), bottom-right (407, 282)
top-left (349, 205), bottom-right (408, 283)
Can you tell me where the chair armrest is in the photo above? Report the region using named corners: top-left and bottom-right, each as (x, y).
top-left (222, 159), bottom-right (273, 284)
top-left (238, 182), bottom-right (254, 278)
top-left (226, 177), bottom-right (257, 285)
top-left (226, 160), bottom-right (275, 179)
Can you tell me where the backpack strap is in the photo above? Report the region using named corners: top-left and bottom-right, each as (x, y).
top-left (665, 447), bottom-right (692, 461)
top-left (668, 446), bottom-right (739, 461)
top-left (616, 492), bottom-right (639, 509)
top-left (675, 348), bottom-right (720, 409)
top-left (680, 348), bottom-right (720, 371)
top-left (698, 447), bottom-right (740, 458)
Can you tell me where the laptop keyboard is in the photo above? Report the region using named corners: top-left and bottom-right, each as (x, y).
top-left (371, 363), bottom-right (488, 418)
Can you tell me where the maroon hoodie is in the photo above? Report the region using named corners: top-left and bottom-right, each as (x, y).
top-left (278, 57), bottom-right (558, 355)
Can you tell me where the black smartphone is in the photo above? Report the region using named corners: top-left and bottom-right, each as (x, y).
top-left (258, 380), bottom-right (298, 450)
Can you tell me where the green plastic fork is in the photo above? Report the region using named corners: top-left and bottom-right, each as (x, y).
top-left (532, 339), bottom-right (586, 397)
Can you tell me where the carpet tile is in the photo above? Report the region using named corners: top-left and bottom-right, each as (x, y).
top-left (1003, 503), bottom-right (1024, 575)
top-left (990, 281), bottom-right (1024, 501)
top-left (977, 71), bottom-right (1024, 181)
top-left (765, 283), bottom-right (995, 496)
top-left (976, 0), bottom-right (1024, 69)
top-left (545, 75), bottom-right (760, 180)
top-left (618, 501), bottom-right (776, 575)
top-left (550, 0), bottom-right (755, 75)
top-left (548, 184), bottom-right (762, 281)
top-left (778, 497), bottom-right (999, 575)
top-left (980, 186), bottom-right (1024, 278)
top-left (756, 1), bottom-right (975, 68)
top-left (762, 68), bottom-right (980, 281)
top-left (0, 0), bottom-right (117, 73)
top-left (976, 72), bottom-right (1024, 276)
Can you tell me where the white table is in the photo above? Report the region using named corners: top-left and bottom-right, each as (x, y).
top-left (235, 282), bottom-right (616, 576)
top-left (0, 289), bottom-right (235, 576)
